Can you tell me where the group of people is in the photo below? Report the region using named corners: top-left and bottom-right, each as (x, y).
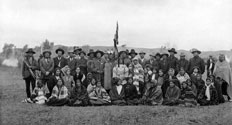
top-left (21, 46), bottom-right (232, 107)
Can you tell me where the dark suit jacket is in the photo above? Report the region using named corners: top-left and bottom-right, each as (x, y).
top-left (67, 58), bottom-right (78, 75)
top-left (188, 56), bottom-right (205, 74)
top-left (53, 56), bottom-right (68, 70)
top-left (145, 59), bottom-right (160, 71)
top-left (138, 58), bottom-right (147, 68)
top-left (178, 59), bottom-right (189, 73)
top-left (40, 58), bottom-right (54, 79)
top-left (167, 56), bottom-right (179, 72)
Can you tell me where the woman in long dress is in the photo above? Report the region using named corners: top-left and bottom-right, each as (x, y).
top-left (103, 52), bottom-right (114, 92)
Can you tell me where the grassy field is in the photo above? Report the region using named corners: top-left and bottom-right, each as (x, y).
top-left (0, 66), bottom-right (232, 125)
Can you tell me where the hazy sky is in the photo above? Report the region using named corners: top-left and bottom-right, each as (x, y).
top-left (0, 0), bottom-right (232, 52)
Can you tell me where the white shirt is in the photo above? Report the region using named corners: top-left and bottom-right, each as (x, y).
top-left (116, 85), bottom-right (122, 95)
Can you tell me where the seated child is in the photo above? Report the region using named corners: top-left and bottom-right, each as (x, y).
top-left (46, 79), bottom-right (69, 106)
top-left (197, 78), bottom-right (218, 106)
top-left (87, 78), bottom-right (97, 94)
top-left (68, 79), bottom-right (89, 106)
top-left (123, 77), bottom-right (139, 105)
top-left (109, 78), bottom-right (126, 105)
top-left (157, 69), bottom-right (164, 87)
top-left (89, 81), bottom-right (111, 106)
top-left (190, 66), bottom-right (201, 84)
top-left (140, 79), bottom-right (163, 105)
top-left (162, 80), bottom-right (181, 106)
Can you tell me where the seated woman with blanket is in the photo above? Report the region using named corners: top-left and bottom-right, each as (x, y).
top-left (139, 77), bottom-right (163, 105)
top-left (89, 81), bottom-right (111, 106)
top-left (46, 79), bottom-right (69, 106)
top-left (197, 78), bottom-right (218, 106)
top-left (178, 81), bottom-right (198, 107)
top-left (123, 77), bottom-right (139, 105)
top-left (163, 80), bottom-right (181, 106)
top-left (68, 79), bottom-right (89, 106)
top-left (109, 78), bottom-right (126, 105)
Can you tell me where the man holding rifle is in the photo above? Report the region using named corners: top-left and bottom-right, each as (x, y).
top-left (22, 48), bottom-right (38, 98)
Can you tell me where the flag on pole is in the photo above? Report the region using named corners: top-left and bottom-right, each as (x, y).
top-left (114, 21), bottom-right (119, 50)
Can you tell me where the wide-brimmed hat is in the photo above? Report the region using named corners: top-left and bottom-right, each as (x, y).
top-left (119, 50), bottom-right (128, 56)
top-left (79, 50), bottom-right (86, 55)
top-left (161, 53), bottom-right (169, 57)
top-left (55, 48), bottom-right (65, 55)
top-left (73, 46), bottom-right (82, 52)
top-left (132, 57), bottom-right (139, 61)
top-left (191, 48), bottom-right (201, 54)
top-left (168, 48), bottom-right (177, 54)
top-left (139, 51), bottom-right (146, 55)
top-left (25, 48), bottom-right (36, 54)
top-left (94, 50), bottom-right (104, 57)
top-left (87, 49), bottom-right (95, 56)
top-left (180, 52), bottom-right (186, 57)
top-left (155, 53), bottom-right (161, 57)
top-left (149, 52), bottom-right (156, 57)
top-left (43, 49), bottom-right (52, 56)
top-left (129, 49), bottom-right (137, 55)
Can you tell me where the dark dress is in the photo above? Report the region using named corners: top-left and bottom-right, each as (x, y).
top-left (123, 83), bottom-right (139, 105)
top-left (163, 85), bottom-right (181, 106)
top-left (197, 85), bottom-right (218, 106)
top-left (109, 85), bottom-right (126, 105)
top-left (161, 75), bottom-right (180, 98)
top-left (68, 85), bottom-right (89, 106)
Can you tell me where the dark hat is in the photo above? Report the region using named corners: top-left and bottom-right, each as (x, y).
top-left (191, 48), bottom-right (201, 54)
top-left (94, 50), bottom-right (104, 57)
top-left (79, 50), bottom-right (86, 55)
top-left (155, 53), bottom-right (161, 57)
top-left (43, 49), bottom-right (52, 56)
top-left (129, 49), bottom-right (137, 55)
top-left (55, 48), bottom-right (65, 55)
top-left (25, 48), bottom-right (36, 54)
top-left (168, 48), bottom-right (177, 54)
top-left (119, 50), bottom-right (128, 56)
top-left (139, 51), bottom-right (146, 55)
top-left (87, 49), bottom-right (95, 56)
top-left (73, 46), bottom-right (82, 52)
top-left (161, 53), bottom-right (169, 57)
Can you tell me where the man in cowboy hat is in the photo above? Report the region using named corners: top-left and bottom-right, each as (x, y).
top-left (138, 51), bottom-right (147, 68)
top-left (188, 48), bottom-right (205, 74)
top-left (92, 50), bottom-right (105, 84)
top-left (73, 46), bottom-right (82, 59)
top-left (160, 52), bottom-right (169, 74)
top-left (77, 50), bottom-right (88, 75)
top-left (87, 49), bottom-right (95, 73)
top-left (129, 49), bottom-right (138, 60)
top-left (22, 48), bottom-right (38, 98)
top-left (145, 52), bottom-right (160, 72)
top-left (40, 49), bottom-right (54, 88)
top-left (67, 48), bottom-right (78, 76)
top-left (53, 48), bottom-right (67, 70)
top-left (177, 52), bottom-right (189, 73)
top-left (167, 48), bottom-right (179, 75)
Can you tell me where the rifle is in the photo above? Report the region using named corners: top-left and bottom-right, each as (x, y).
top-left (23, 59), bottom-right (36, 79)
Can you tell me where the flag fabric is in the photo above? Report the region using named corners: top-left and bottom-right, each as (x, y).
top-left (114, 22), bottom-right (119, 53)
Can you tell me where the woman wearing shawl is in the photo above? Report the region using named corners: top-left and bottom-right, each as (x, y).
top-left (68, 79), bottom-right (89, 106)
top-left (176, 67), bottom-right (190, 85)
top-left (103, 51), bottom-right (114, 92)
top-left (89, 81), bottom-right (111, 106)
top-left (197, 78), bottom-right (218, 106)
top-left (46, 79), bottom-right (69, 106)
top-left (109, 78), bottom-right (126, 105)
top-left (213, 54), bottom-right (232, 101)
top-left (123, 77), bottom-right (139, 105)
top-left (139, 78), bottom-right (163, 105)
top-left (162, 80), bottom-right (181, 106)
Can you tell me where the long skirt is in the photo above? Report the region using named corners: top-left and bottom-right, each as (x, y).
top-left (126, 99), bottom-right (139, 105)
top-left (111, 100), bottom-right (127, 106)
top-left (90, 99), bottom-right (111, 106)
top-left (46, 97), bottom-right (68, 106)
top-left (68, 99), bottom-right (89, 106)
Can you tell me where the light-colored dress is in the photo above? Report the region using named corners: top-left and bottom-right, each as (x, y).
top-left (104, 60), bottom-right (113, 90)
top-left (62, 75), bottom-right (74, 92)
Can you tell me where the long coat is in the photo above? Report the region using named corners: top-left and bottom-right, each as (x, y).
top-left (188, 56), bottom-right (205, 74)
top-left (40, 58), bottom-right (54, 79)
top-left (109, 85), bottom-right (126, 105)
top-left (77, 57), bottom-right (88, 75)
top-left (167, 56), bottom-right (179, 72)
top-left (22, 57), bottom-right (38, 79)
top-left (53, 56), bottom-right (67, 70)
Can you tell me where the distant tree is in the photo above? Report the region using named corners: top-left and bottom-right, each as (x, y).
top-left (42, 39), bottom-right (54, 50)
top-left (2, 43), bottom-right (14, 58)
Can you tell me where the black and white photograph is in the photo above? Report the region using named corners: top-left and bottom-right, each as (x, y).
top-left (0, 0), bottom-right (232, 124)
